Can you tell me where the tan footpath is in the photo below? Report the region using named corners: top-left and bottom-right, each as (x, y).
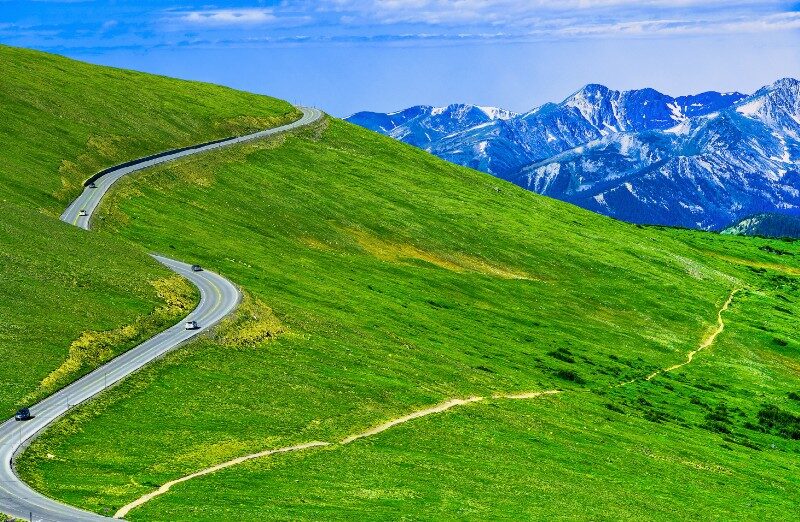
top-left (646, 288), bottom-right (740, 381)
top-left (113, 441), bottom-right (329, 518)
top-left (114, 390), bottom-right (560, 518)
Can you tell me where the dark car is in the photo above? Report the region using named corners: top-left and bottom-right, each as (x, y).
top-left (191, 264), bottom-right (203, 272)
top-left (14, 408), bottom-right (32, 421)
top-left (88, 182), bottom-right (97, 189)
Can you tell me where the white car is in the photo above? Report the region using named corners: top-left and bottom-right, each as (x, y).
top-left (185, 320), bottom-right (199, 330)
top-left (78, 209), bottom-right (88, 217)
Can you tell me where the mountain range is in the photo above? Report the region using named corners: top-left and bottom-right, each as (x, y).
top-left (348, 79), bottom-right (800, 231)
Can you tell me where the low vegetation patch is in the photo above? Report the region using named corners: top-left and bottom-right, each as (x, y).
top-left (548, 347), bottom-right (575, 363)
top-left (759, 245), bottom-right (793, 256)
top-left (349, 227), bottom-right (535, 280)
top-left (553, 368), bottom-right (586, 384)
top-left (20, 275), bottom-right (196, 405)
top-left (217, 294), bottom-right (285, 348)
top-left (703, 402), bottom-right (734, 434)
top-left (753, 404), bottom-right (800, 440)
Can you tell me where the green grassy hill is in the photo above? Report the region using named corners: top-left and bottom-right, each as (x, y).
top-left (4, 47), bottom-right (800, 520)
top-left (0, 44), bottom-right (296, 415)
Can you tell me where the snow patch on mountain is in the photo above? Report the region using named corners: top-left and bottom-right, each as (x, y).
top-left (477, 106), bottom-right (517, 120)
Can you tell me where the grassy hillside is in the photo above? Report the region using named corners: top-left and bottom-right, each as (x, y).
top-left (0, 45), bottom-right (299, 213)
top-left (0, 45), bottom-right (297, 415)
top-left (17, 111), bottom-right (800, 521)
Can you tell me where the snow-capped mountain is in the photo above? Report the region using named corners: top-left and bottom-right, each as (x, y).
top-left (517, 79), bottom-right (800, 229)
top-left (348, 86), bottom-right (744, 179)
top-left (347, 81), bottom-right (800, 230)
top-left (347, 104), bottom-right (516, 150)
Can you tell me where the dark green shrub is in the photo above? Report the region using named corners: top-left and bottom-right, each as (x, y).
top-left (554, 369), bottom-right (585, 384)
top-left (547, 350), bottom-right (575, 363)
top-left (704, 402), bottom-right (733, 434)
top-left (755, 404), bottom-right (800, 440)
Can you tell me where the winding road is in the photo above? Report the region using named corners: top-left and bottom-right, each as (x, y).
top-left (0, 106), bottom-right (322, 521)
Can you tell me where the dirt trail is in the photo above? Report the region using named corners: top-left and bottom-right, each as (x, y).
top-left (340, 396), bottom-right (484, 444)
top-left (494, 390), bottom-right (561, 400)
top-left (113, 441), bottom-right (329, 519)
top-left (114, 390), bottom-right (559, 518)
top-left (645, 288), bottom-right (740, 381)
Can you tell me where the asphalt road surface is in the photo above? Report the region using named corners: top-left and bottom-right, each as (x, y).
top-left (0, 106), bottom-right (322, 521)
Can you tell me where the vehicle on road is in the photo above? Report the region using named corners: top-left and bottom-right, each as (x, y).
top-left (185, 320), bottom-right (199, 330)
top-left (88, 182), bottom-right (97, 188)
top-left (14, 408), bottom-right (32, 421)
top-left (78, 209), bottom-right (88, 217)
top-left (191, 264), bottom-right (203, 272)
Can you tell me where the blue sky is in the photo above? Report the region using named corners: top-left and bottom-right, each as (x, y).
top-left (2, 1), bottom-right (799, 116)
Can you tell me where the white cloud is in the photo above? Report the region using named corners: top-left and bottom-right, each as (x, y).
top-left (318, 0), bottom-right (796, 29)
top-left (543, 12), bottom-right (800, 37)
top-left (149, 1), bottom-right (799, 45)
top-left (177, 9), bottom-right (277, 26)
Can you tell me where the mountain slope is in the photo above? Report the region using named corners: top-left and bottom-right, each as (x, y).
top-left (348, 103), bottom-right (516, 150)
top-left (11, 52), bottom-right (800, 520)
top-left (0, 44), bottom-right (299, 213)
top-left (722, 212), bottom-right (800, 238)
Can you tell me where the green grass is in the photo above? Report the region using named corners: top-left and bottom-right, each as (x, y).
top-left (0, 45), bottom-right (299, 213)
top-left (16, 108), bottom-right (800, 521)
top-left (0, 44), bottom-right (297, 415)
